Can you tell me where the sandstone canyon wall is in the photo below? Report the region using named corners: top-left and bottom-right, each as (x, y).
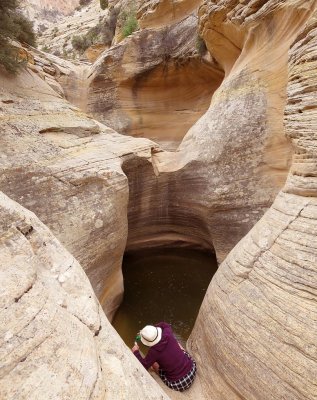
top-left (86, 0), bottom-right (224, 150)
top-left (21, 0), bottom-right (80, 29)
top-left (0, 54), bottom-right (161, 320)
top-left (188, 1), bottom-right (317, 399)
top-left (0, 192), bottom-right (169, 400)
top-left (0, 0), bottom-right (317, 399)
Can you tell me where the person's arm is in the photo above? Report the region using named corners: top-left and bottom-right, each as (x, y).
top-left (132, 344), bottom-right (158, 370)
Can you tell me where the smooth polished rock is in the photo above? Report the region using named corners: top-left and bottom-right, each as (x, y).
top-left (87, 7), bottom-right (223, 150)
top-left (0, 64), bottom-right (159, 320)
top-left (188, 1), bottom-right (317, 399)
top-left (0, 192), bottom-right (170, 400)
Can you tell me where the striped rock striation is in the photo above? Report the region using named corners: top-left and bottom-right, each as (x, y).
top-left (86, 0), bottom-right (223, 150)
top-left (188, 1), bottom-right (317, 399)
top-left (0, 60), bottom-right (161, 320)
top-left (0, 192), bottom-right (169, 400)
top-left (1, 0), bottom-right (317, 399)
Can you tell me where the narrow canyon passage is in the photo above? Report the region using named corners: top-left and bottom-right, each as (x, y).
top-left (112, 247), bottom-right (218, 348)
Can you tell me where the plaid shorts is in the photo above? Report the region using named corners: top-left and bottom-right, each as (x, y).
top-left (159, 352), bottom-right (197, 392)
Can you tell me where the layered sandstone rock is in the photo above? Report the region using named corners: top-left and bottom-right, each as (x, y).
top-left (36, 0), bottom-right (108, 58)
top-left (0, 192), bottom-right (170, 400)
top-left (0, 60), bottom-right (161, 320)
top-left (188, 1), bottom-right (317, 399)
top-left (20, 0), bottom-right (79, 31)
top-left (88, 12), bottom-right (223, 150)
top-left (137, 0), bottom-right (202, 29)
top-left (1, 0), bottom-right (317, 398)
top-left (144, 0), bottom-right (314, 264)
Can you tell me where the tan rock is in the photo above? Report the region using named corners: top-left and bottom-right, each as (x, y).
top-left (20, 0), bottom-right (80, 28)
top-left (0, 65), bottom-right (157, 321)
top-left (1, 1), bottom-right (317, 399)
top-left (88, 14), bottom-right (223, 150)
top-left (85, 43), bottom-right (108, 62)
top-left (35, 0), bottom-right (108, 60)
top-left (137, 0), bottom-right (203, 29)
top-left (187, 1), bottom-right (317, 399)
top-left (0, 191), bottom-right (170, 400)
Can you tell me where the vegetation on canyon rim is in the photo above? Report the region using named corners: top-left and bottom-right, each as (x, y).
top-left (72, 24), bottom-right (103, 53)
top-left (0, 0), bottom-right (36, 73)
top-left (120, 9), bottom-right (139, 38)
top-left (71, 6), bottom-right (138, 55)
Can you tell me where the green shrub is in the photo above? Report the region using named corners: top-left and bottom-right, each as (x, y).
top-left (71, 35), bottom-right (89, 52)
top-left (42, 45), bottom-right (51, 53)
top-left (121, 10), bottom-right (138, 38)
top-left (100, 0), bottom-right (108, 10)
top-left (13, 13), bottom-right (36, 46)
top-left (0, 46), bottom-right (20, 73)
top-left (71, 23), bottom-right (102, 52)
top-left (0, 1), bottom-right (36, 73)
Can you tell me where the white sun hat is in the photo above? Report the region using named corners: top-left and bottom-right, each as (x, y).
top-left (140, 325), bottom-right (162, 346)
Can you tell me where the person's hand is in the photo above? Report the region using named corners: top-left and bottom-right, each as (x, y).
top-left (132, 342), bottom-right (139, 352)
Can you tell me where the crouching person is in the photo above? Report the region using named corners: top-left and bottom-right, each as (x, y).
top-left (132, 322), bottom-right (197, 392)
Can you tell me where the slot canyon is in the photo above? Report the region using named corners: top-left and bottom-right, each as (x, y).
top-left (0, 0), bottom-right (316, 399)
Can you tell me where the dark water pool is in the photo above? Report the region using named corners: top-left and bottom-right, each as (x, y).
top-left (112, 248), bottom-right (218, 349)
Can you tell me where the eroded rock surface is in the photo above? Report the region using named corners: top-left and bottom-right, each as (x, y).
top-left (188, 2), bottom-right (317, 399)
top-left (0, 192), bottom-right (170, 400)
top-left (21, 0), bottom-right (80, 31)
top-left (123, 0), bottom-right (301, 263)
top-left (86, 1), bottom-right (223, 150)
top-left (0, 60), bottom-right (160, 320)
top-left (1, 0), bottom-right (317, 399)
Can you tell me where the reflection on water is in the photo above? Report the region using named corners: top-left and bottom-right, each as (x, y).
top-left (112, 248), bottom-right (218, 349)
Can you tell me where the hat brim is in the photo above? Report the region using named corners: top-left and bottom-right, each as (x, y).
top-left (141, 327), bottom-right (162, 347)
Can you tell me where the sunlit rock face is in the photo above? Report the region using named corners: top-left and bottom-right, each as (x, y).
top-left (0, 192), bottom-right (170, 400)
top-left (87, 7), bottom-right (224, 150)
top-left (188, 1), bottom-right (317, 399)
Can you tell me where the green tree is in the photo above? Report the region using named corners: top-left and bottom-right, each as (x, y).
top-left (0, 0), bottom-right (36, 73)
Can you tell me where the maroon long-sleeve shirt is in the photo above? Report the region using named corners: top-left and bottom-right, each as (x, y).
top-left (133, 322), bottom-right (193, 381)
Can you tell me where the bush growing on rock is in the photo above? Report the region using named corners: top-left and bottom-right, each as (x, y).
top-left (0, 0), bottom-right (36, 73)
top-left (100, 0), bottom-right (108, 10)
top-left (71, 23), bottom-right (103, 53)
top-left (72, 35), bottom-right (90, 52)
top-left (121, 10), bottom-right (138, 38)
